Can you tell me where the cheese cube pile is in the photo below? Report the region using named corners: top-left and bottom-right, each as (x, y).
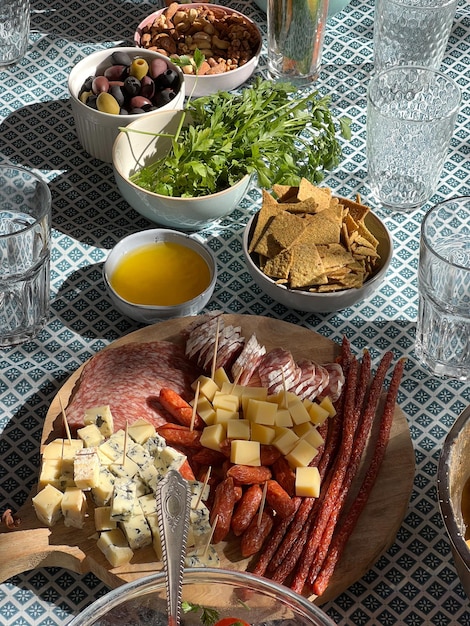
top-left (192, 368), bottom-right (336, 498)
top-left (33, 410), bottom-right (218, 569)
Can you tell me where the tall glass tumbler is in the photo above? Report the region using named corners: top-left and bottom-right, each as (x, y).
top-left (0, 166), bottom-right (51, 347)
top-left (373, 0), bottom-right (459, 73)
top-left (415, 197), bottom-right (470, 381)
top-left (366, 66), bottom-right (461, 211)
top-left (267, 0), bottom-right (329, 84)
top-left (0, 0), bottom-right (30, 66)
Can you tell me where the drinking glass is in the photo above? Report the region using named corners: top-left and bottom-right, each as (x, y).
top-left (415, 197), bottom-right (470, 381)
top-left (366, 66), bottom-right (460, 211)
top-left (373, 0), bottom-right (459, 73)
top-left (0, 165), bottom-right (52, 347)
top-left (0, 0), bottom-right (30, 66)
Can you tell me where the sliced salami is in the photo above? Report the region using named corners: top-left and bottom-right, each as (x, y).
top-left (232, 333), bottom-right (267, 386)
top-left (65, 340), bottom-right (201, 433)
top-left (258, 348), bottom-right (302, 395)
top-left (322, 362), bottom-right (345, 402)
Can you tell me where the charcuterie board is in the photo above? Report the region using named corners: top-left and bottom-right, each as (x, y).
top-left (0, 315), bottom-right (415, 604)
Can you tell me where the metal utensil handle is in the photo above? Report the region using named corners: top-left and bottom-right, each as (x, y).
top-left (156, 469), bottom-right (190, 626)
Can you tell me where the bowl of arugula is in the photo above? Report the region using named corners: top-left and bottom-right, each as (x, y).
top-left (112, 78), bottom-right (349, 231)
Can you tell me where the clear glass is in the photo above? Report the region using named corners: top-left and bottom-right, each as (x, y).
top-left (0, 165), bottom-right (51, 346)
top-left (373, 0), bottom-right (458, 73)
top-left (415, 197), bottom-right (470, 381)
top-left (0, 0), bottom-right (30, 65)
top-left (266, 0), bottom-right (329, 85)
top-left (67, 568), bottom-right (336, 626)
top-left (366, 66), bottom-right (461, 211)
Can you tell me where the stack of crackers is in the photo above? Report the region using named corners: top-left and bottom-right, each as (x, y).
top-left (248, 179), bottom-right (381, 292)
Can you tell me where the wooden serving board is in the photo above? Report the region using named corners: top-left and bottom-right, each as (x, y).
top-left (0, 315), bottom-right (415, 604)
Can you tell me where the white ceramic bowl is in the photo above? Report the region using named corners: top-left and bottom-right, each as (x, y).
top-left (242, 209), bottom-right (393, 314)
top-left (103, 228), bottom-right (217, 323)
top-left (134, 4), bottom-right (262, 97)
top-left (437, 405), bottom-right (470, 597)
top-left (68, 47), bottom-right (185, 163)
top-left (67, 567), bottom-right (336, 626)
top-left (112, 108), bottom-right (252, 231)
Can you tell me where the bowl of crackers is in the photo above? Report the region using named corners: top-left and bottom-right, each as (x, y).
top-left (242, 179), bottom-right (393, 313)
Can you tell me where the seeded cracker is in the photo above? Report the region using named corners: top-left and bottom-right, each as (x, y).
top-left (248, 189), bottom-right (284, 254)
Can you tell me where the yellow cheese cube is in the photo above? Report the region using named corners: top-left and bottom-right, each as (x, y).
top-left (308, 402), bottom-right (330, 426)
top-left (214, 367), bottom-right (231, 389)
top-left (250, 423), bottom-right (276, 445)
top-left (302, 427), bottom-right (324, 449)
top-left (200, 423), bottom-right (226, 451)
top-left (273, 427), bottom-right (299, 455)
top-left (32, 484), bottom-right (64, 527)
top-left (97, 529), bottom-right (134, 567)
top-left (61, 487), bottom-right (88, 529)
top-left (285, 439), bottom-right (318, 468)
top-left (230, 440), bottom-right (260, 466)
top-left (214, 407), bottom-right (239, 423)
top-left (295, 466), bottom-right (321, 498)
top-left (84, 405), bottom-right (114, 438)
top-left (194, 396), bottom-right (216, 425)
top-left (127, 419), bottom-right (156, 444)
top-left (212, 392), bottom-right (240, 412)
top-left (77, 424), bottom-right (105, 448)
top-left (42, 438), bottom-right (83, 461)
top-left (226, 419), bottom-right (250, 440)
top-left (240, 387), bottom-right (268, 414)
top-left (289, 401), bottom-right (311, 426)
top-left (293, 421), bottom-right (314, 437)
top-left (274, 408), bottom-right (293, 428)
top-left (38, 458), bottom-right (75, 490)
top-left (193, 375), bottom-right (218, 402)
top-left (220, 381), bottom-right (244, 398)
top-left (319, 395), bottom-right (337, 417)
top-left (246, 398), bottom-right (277, 426)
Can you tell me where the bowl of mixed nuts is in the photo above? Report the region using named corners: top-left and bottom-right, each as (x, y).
top-left (134, 2), bottom-right (262, 97)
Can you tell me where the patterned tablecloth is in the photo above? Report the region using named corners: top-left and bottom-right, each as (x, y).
top-left (1, 0), bottom-right (469, 623)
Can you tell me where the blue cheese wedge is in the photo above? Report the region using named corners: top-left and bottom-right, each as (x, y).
top-left (97, 528), bottom-right (134, 567)
top-left (84, 405), bottom-right (114, 438)
top-left (154, 446), bottom-right (186, 474)
top-left (145, 512), bottom-right (163, 560)
top-left (32, 484), bottom-right (64, 527)
top-left (74, 448), bottom-right (100, 490)
top-left (109, 456), bottom-right (140, 479)
top-left (127, 419), bottom-right (156, 445)
top-left (98, 430), bottom-right (126, 462)
top-left (143, 433), bottom-right (167, 456)
top-left (188, 504), bottom-right (212, 549)
top-left (91, 466), bottom-right (116, 507)
top-left (38, 458), bottom-right (75, 491)
top-left (61, 487), bottom-right (88, 529)
top-left (126, 443), bottom-right (153, 472)
top-left (119, 511), bottom-right (152, 550)
top-left (94, 506), bottom-right (117, 531)
top-left (110, 477), bottom-right (136, 521)
top-left (185, 544), bottom-right (219, 568)
top-left (77, 423), bottom-right (105, 448)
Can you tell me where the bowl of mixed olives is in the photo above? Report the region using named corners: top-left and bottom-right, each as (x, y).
top-left (68, 46), bottom-right (185, 163)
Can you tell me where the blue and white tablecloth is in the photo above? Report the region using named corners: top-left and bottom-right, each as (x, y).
top-left (1, 0), bottom-right (469, 624)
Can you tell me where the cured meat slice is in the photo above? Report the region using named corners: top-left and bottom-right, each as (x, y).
top-left (231, 334), bottom-right (267, 386)
top-left (258, 348), bottom-right (302, 395)
top-left (185, 314), bottom-right (223, 361)
top-left (322, 362), bottom-right (345, 402)
top-left (209, 325), bottom-right (244, 372)
top-left (290, 359), bottom-right (323, 401)
top-left (65, 340), bottom-right (201, 433)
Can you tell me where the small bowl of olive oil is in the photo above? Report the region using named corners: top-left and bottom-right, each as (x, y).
top-left (103, 229), bottom-right (217, 323)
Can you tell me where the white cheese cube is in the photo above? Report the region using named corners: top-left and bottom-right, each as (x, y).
top-left (188, 504), bottom-right (211, 549)
top-left (144, 433), bottom-right (167, 456)
top-left (94, 506), bottom-right (117, 531)
top-left (84, 405), bottom-right (114, 438)
top-left (120, 512), bottom-right (153, 550)
top-left (188, 480), bottom-right (210, 507)
top-left (127, 419), bottom-right (156, 444)
top-left (38, 458), bottom-right (75, 491)
top-left (230, 440), bottom-right (260, 466)
top-left (138, 462), bottom-right (160, 492)
top-left (139, 493), bottom-right (157, 517)
top-left (77, 424), bottom-right (105, 448)
top-left (32, 484), bottom-right (64, 527)
top-left (109, 456), bottom-right (140, 479)
top-left (185, 544), bottom-right (220, 567)
top-left (61, 487), bottom-right (88, 529)
top-left (91, 466), bottom-right (116, 507)
top-left (97, 529), bottom-right (134, 567)
top-left (154, 446), bottom-right (186, 474)
top-left (295, 466), bottom-right (321, 498)
top-left (110, 478), bottom-right (136, 521)
top-left (74, 448), bottom-right (100, 490)
top-left (145, 512), bottom-right (163, 560)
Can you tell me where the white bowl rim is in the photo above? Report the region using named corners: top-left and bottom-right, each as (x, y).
top-left (66, 567), bottom-right (336, 626)
top-left (67, 46), bottom-right (185, 121)
top-left (134, 2), bottom-right (263, 81)
top-left (112, 108), bottom-right (252, 201)
top-left (103, 228), bottom-right (217, 311)
top-left (243, 209), bottom-right (393, 299)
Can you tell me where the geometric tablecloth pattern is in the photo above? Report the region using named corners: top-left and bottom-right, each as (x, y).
top-left (1, 0), bottom-right (469, 624)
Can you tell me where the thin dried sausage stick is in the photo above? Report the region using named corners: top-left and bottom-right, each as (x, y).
top-left (159, 387), bottom-right (204, 430)
top-left (312, 357), bottom-right (405, 596)
top-left (231, 484), bottom-right (263, 536)
top-left (289, 357), bottom-right (360, 593)
top-left (226, 464), bottom-right (272, 484)
top-left (307, 349), bottom-right (393, 586)
top-left (210, 476), bottom-right (236, 543)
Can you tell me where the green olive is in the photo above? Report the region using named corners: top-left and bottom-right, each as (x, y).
top-left (96, 91), bottom-right (120, 115)
top-left (130, 58), bottom-right (149, 81)
top-left (79, 90), bottom-right (93, 104)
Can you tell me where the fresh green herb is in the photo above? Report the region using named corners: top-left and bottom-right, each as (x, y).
top-left (125, 75), bottom-right (349, 198)
top-left (182, 601), bottom-right (220, 626)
